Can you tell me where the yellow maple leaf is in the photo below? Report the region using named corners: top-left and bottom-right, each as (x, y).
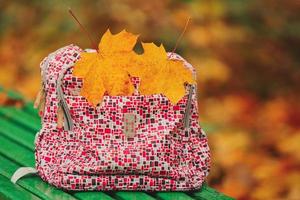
top-left (73, 29), bottom-right (195, 106)
top-left (129, 42), bottom-right (195, 103)
top-left (73, 29), bottom-right (136, 106)
top-left (99, 29), bottom-right (139, 55)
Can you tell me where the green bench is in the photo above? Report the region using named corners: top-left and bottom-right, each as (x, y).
top-left (0, 87), bottom-right (234, 200)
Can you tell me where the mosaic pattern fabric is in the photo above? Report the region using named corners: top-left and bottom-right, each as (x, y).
top-left (35, 44), bottom-right (211, 191)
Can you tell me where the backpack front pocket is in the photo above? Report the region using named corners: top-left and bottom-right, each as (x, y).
top-left (60, 94), bottom-right (187, 180)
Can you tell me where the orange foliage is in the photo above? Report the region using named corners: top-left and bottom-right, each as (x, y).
top-left (0, 1), bottom-right (299, 199)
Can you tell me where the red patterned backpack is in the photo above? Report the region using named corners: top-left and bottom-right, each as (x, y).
top-left (11, 44), bottom-right (210, 191)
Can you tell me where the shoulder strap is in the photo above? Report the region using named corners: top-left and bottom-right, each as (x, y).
top-left (167, 52), bottom-right (198, 130)
top-left (11, 167), bottom-right (37, 183)
top-left (39, 44), bottom-right (82, 129)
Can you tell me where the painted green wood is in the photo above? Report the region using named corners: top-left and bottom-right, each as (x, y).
top-left (0, 174), bottom-right (41, 200)
top-left (72, 191), bottom-right (115, 200)
top-left (23, 102), bottom-right (39, 117)
top-left (6, 90), bottom-right (24, 100)
top-left (113, 191), bottom-right (156, 200)
top-left (0, 134), bottom-right (35, 166)
top-left (0, 155), bottom-right (77, 200)
top-left (0, 88), bottom-right (37, 118)
top-left (0, 117), bottom-right (35, 150)
top-left (0, 155), bottom-right (29, 180)
top-left (155, 192), bottom-right (196, 200)
top-left (0, 107), bottom-right (40, 132)
top-left (191, 184), bottom-right (234, 200)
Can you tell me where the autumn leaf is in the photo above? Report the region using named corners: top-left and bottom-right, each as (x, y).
top-left (128, 43), bottom-right (168, 95)
top-left (73, 29), bottom-right (137, 106)
top-left (73, 29), bottom-right (194, 106)
top-left (129, 42), bottom-right (195, 103)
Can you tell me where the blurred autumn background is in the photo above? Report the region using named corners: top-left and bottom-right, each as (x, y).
top-left (1, 0), bottom-right (300, 199)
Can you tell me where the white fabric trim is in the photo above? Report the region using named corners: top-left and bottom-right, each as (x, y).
top-left (11, 167), bottom-right (37, 183)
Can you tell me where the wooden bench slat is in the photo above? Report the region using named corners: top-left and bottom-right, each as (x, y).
top-left (23, 102), bottom-right (39, 116)
top-left (113, 191), bottom-right (156, 200)
top-left (191, 184), bottom-right (234, 200)
top-left (71, 191), bottom-right (115, 200)
top-left (0, 88), bottom-right (37, 117)
top-left (0, 134), bottom-right (35, 166)
top-left (0, 107), bottom-right (40, 132)
top-left (0, 155), bottom-right (78, 200)
top-left (0, 106), bottom-right (40, 125)
top-left (5, 89), bottom-right (24, 100)
top-left (0, 117), bottom-right (35, 150)
top-left (154, 192), bottom-right (196, 200)
top-left (0, 174), bottom-right (41, 200)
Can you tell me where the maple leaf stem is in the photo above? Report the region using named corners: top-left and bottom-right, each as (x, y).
top-left (171, 17), bottom-right (191, 55)
top-left (68, 8), bottom-right (99, 53)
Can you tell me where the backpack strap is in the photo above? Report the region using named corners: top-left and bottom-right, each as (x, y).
top-left (39, 44), bottom-right (82, 129)
top-left (183, 84), bottom-right (194, 129)
top-left (167, 52), bottom-right (198, 129)
top-left (11, 167), bottom-right (37, 183)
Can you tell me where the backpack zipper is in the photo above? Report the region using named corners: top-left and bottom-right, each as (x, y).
top-left (57, 81), bottom-right (74, 131)
top-left (183, 84), bottom-right (193, 129)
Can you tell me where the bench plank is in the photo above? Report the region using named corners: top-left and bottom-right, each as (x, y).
top-left (0, 155), bottom-right (77, 200)
top-left (72, 191), bottom-right (115, 200)
top-left (0, 107), bottom-right (40, 132)
top-left (0, 134), bottom-right (35, 166)
top-left (0, 174), bottom-right (41, 200)
top-left (0, 117), bottom-right (35, 150)
top-left (191, 184), bottom-right (234, 200)
top-left (23, 102), bottom-right (39, 116)
top-left (155, 192), bottom-right (195, 200)
top-left (114, 191), bottom-right (156, 200)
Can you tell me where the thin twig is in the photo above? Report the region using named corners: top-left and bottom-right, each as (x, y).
top-left (171, 17), bottom-right (191, 55)
top-left (68, 8), bottom-right (99, 52)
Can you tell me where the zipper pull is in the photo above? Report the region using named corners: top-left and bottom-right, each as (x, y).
top-left (34, 85), bottom-right (45, 117)
top-left (57, 102), bottom-right (64, 129)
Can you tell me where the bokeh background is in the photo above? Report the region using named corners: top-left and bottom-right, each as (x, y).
top-left (1, 1), bottom-right (300, 199)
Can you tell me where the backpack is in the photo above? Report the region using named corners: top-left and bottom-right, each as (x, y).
top-left (11, 44), bottom-right (210, 191)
